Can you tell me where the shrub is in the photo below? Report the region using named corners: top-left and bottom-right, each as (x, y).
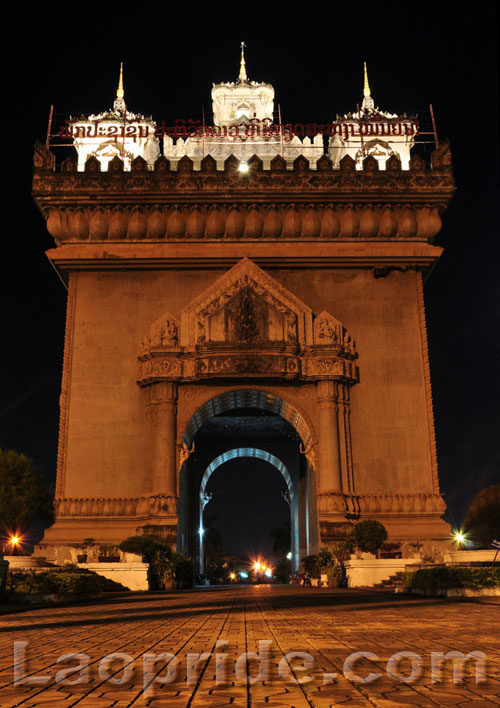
top-left (119, 536), bottom-right (192, 590)
top-left (331, 540), bottom-right (354, 562)
top-left (351, 520), bottom-right (388, 555)
top-left (119, 535), bottom-right (169, 561)
top-left (6, 569), bottom-right (125, 599)
top-left (301, 554), bottom-right (320, 577)
top-left (404, 566), bottom-right (500, 590)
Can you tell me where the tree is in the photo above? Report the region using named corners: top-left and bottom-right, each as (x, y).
top-left (351, 519), bottom-right (388, 555)
top-left (203, 515), bottom-right (223, 570)
top-left (271, 520), bottom-right (291, 558)
top-left (464, 486), bottom-right (500, 548)
top-left (0, 449), bottom-right (54, 533)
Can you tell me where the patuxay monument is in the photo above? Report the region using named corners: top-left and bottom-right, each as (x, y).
top-left (32, 50), bottom-right (454, 571)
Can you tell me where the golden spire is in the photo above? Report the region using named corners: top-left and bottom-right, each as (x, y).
top-left (363, 61), bottom-right (371, 98)
top-left (117, 62), bottom-right (124, 100)
top-left (239, 41), bottom-right (247, 83)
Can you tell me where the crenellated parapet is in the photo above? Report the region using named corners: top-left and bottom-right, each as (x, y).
top-left (33, 143), bottom-right (454, 245)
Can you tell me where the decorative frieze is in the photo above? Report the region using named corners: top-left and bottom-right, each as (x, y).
top-left (42, 202), bottom-right (447, 243)
top-left (317, 491), bottom-right (447, 515)
top-left (56, 494), bottom-right (179, 518)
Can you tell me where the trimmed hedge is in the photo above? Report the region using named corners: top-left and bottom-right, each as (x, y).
top-left (6, 569), bottom-right (125, 599)
top-left (405, 566), bottom-right (500, 590)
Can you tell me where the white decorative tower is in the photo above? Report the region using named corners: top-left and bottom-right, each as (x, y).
top-left (328, 63), bottom-right (417, 170)
top-left (211, 42), bottom-right (275, 126)
top-left (69, 64), bottom-right (160, 171)
top-left (163, 44), bottom-right (323, 169)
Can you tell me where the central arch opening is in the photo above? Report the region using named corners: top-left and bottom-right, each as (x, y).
top-left (199, 448), bottom-right (297, 573)
top-left (178, 389), bottom-right (319, 579)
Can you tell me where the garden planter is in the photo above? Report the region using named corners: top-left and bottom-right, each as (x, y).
top-left (76, 554), bottom-right (87, 564)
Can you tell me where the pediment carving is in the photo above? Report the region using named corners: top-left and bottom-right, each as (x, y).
top-left (314, 310), bottom-right (342, 345)
top-left (139, 312), bottom-right (180, 355)
top-left (180, 257), bottom-right (313, 347)
top-left (137, 259), bottom-right (359, 385)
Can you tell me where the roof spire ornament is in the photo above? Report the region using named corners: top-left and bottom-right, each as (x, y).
top-left (238, 42), bottom-right (247, 83)
top-left (361, 61), bottom-right (375, 114)
top-left (113, 62), bottom-right (126, 114)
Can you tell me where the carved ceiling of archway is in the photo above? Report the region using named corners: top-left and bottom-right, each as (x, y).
top-left (137, 257), bottom-right (358, 385)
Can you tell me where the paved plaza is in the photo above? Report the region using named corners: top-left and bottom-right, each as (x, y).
top-left (0, 585), bottom-right (499, 707)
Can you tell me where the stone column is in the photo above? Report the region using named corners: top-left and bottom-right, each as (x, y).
top-left (148, 381), bottom-right (178, 496)
top-left (317, 380), bottom-right (342, 492)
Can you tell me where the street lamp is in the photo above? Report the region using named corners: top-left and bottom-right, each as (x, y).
top-left (453, 530), bottom-right (467, 548)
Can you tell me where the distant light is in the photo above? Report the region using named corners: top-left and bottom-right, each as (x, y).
top-left (239, 161), bottom-right (249, 173)
top-left (286, 552), bottom-right (292, 560)
top-left (199, 525), bottom-right (204, 537)
top-left (10, 535), bottom-right (20, 546)
top-left (253, 561), bottom-right (261, 571)
top-left (265, 569), bottom-right (272, 578)
top-left (239, 571), bottom-right (248, 578)
top-left (229, 572), bottom-right (236, 580)
top-left (454, 531), bottom-right (466, 545)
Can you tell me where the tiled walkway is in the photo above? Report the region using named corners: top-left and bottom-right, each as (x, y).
top-left (0, 585), bottom-right (498, 707)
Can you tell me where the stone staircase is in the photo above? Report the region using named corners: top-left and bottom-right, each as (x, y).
top-left (372, 571), bottom-right (406, 590)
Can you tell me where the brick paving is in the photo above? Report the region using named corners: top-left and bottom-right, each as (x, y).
top-left (0, 585), bottom-right (498, 707)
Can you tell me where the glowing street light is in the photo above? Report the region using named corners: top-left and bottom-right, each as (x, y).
top-left (454, 530), bottom-right (467, 547)
top-left (238, 161), bottom-right (249, 173)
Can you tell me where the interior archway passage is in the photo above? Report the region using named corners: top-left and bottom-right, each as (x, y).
top-left (182, 389), bottom-right (313, 449)
top-left (199, 447), bottom-right (298, 574)
top-left (200, 447), bottom-right (294, 502)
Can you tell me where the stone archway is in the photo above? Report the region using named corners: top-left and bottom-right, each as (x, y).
top-left (198, 447), bottom-right (299, 574)
top-left (177, 388), bottom-right (318, 571)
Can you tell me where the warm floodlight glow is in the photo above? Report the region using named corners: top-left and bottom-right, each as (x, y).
top-left (229, 572), bottom-right (236, 580)
top-left (239, 161), bottom-right (249, 173)
top-left (253, 561), bottom-right (262, 571)
top-left (10, 535), bottom-right (20, 546)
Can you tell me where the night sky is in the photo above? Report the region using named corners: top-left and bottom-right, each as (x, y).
top-left (1, 4), bottom-right (498, 550)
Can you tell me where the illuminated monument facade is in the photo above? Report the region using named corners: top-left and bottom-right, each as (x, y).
top-left (33, 51), bottom-right (454, 567)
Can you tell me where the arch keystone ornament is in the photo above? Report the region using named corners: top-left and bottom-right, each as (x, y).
top-left (32, 66), bottom-right (454, 561)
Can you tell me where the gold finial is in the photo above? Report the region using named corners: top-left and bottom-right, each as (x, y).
top-left (117, 62), bottom-right (124, 99)
top-left (363, 61), bottom-right (371, 97)
top-left (239, 41), bottom-right (247, 83)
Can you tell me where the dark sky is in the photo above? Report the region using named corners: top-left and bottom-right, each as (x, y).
top-left (0, 3), bottom-right (498, 545)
